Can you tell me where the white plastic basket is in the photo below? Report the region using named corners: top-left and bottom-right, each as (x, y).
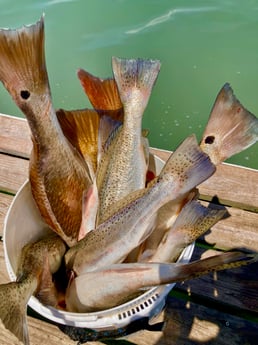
top-left (3, 155), bottom-right (194, 330)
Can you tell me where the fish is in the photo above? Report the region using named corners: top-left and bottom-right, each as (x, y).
top-left (65, 251), bottom-right (258, 312)
top-left (96, 57), bottom-right (161, 224)
top-left (0, 233), bottom-right (66, 345)
top-left (0, 16), bottom-right (92, 247)
top-left (200, 83), bottom-right (258, 165)
top-left (141, 200), bottom-right (227, 263)
top-left (128, 189), bottom-right (198, 263)
top-left (77, 68), bottom-right (123, 120)
top-left (139, 83), bottom-right (258, 261)
top-left (56, 108), bottom-right (100, 179)
top-left (65, 134), bottom-right (216, 276)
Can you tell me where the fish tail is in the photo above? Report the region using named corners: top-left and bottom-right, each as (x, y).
top-left (149, 200), bottom-right (227, 263)
top-left (200, 83), bottom-right (258, 165)
top-left (0, 16), bottom-right (50, 109)
top-left (164, 251), bottom-right (258, 283)
top-left (0, 280), bottom-right (36, 345)
top-left (112, 57), bottom-right (161, 114)
top-left (77, 68), bottom-right (123, 116)
top-left (159, 134), bottom-right (216, 196)
top-left (56, 108), bottom-right (100, 177)
top-left (172, 200), bottom-right (227, 243)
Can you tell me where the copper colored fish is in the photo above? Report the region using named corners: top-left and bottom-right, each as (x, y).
top-left (200, 83), bottom-right (258, 165)
top-left (0, 17), bottom-right (92, 246)
top-left (77, 68), bottom-right (123, 120)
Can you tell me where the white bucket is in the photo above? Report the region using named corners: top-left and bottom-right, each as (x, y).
top-left (3, 156), bottom-right (194, 330)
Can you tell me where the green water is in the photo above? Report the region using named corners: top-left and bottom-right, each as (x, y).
top-left (0, 0), bottom-right (257, 168)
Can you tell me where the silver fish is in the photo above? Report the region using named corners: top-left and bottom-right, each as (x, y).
top-left (65, 251), bottom-right (258, 312)
top-left (65, 134), bottom-right (215, 276)
top-left (142, 200), bottom-right (227, 263)
top-left (96, 57), bottom-right (161, 224)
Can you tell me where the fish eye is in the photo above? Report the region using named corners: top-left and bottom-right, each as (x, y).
top-left (20, 90), bottom-right (30, 100)
top-left (204, 135), bottom-right (215, 144)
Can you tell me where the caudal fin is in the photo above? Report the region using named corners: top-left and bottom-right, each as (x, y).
top-left (149, 200), bottom-right (227, 263)
top-left (0, 281), bottom-right (33, 345)
top-left (200, 83), bottom-right (258, 165)
top-left (165, 251), bottom-right (258, 283)
top-left (77, 68), bottom-right (123, 119)
top-left (112, 57), bottom-right (161, 114)
top-left (159, 135), bottom-right (216, 196)
top-left (56, 108), bottom-right (100, 177)
top-left (0, 16), bottom-right (50, 108)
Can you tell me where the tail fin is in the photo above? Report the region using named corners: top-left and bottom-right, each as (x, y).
top-left (0, 16), bottom-right (50, 107)
top-left (171, 200), bottom-right (227, 245)
top-left (56, 108), bottom-right (100, 177)
top-left (150, 200), bottom-right (227, 263)
top-left (0, 281), bottom-right (34, 345)
top-left (112, 57), bottom-right (161, 114)
top-left (159, 135), bottom-right (216, 196)
top-left (165, 251), bottom-right (258, 283)
top-left (77, 68), bottom-right (123, 117)
top-left (200, 83), bottom-right (258, 165)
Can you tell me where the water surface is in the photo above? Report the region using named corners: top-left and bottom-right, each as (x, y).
top-left (0, 0), bottom-right (257, 168)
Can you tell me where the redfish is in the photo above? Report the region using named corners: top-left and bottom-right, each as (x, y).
top-left (0, 17), bottom-right (92, 246)
top-left (96, 57), bottom-right (161, 224)
top-left (200, 83), bottom-right (258, 165)
top-left (65, 251), bottom-right (257, 312)
top-left (65, 135), bottom-right (215, 275)
top-left (0, 234), bottom-right (66, 345)
top-left (77, 68), bottom-right (123, 120)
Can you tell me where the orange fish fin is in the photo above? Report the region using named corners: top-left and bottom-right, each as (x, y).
top-left (77, 68), bottom-right (123, 115)
top-left (200, 83), bottom-right (258, 165)
top-left (56, 108), bottom-right (100, 177)
top-left (0, 16), bottom-right (47, 109)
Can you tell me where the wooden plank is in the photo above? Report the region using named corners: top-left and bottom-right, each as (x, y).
top-left (0, 193), bottom-right (13, 237)
top-left (0, 114), bottom-right (31, 158)
top-left (151, 147), bottom-right (258, 212)
top-left (176, 248), bottom-right (258, 314)
top-left (122, 296), bottom-right (258, 345)
top-left (0, 153), bottom-right (28, 193)
top-left (201, 202), bottom-right (258, 252)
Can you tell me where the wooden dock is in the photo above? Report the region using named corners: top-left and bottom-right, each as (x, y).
top-left (0, 113), bottom-right (258, 345)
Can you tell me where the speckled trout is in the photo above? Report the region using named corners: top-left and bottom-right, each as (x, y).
top-left (65, 134), bottom-right (216, 275)
top-left (96, 57), bottom-right (161, 224)
top-left (0, 234), bottom-right (66, 345)
top-left (65, 251), bottom-right (258, 312)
